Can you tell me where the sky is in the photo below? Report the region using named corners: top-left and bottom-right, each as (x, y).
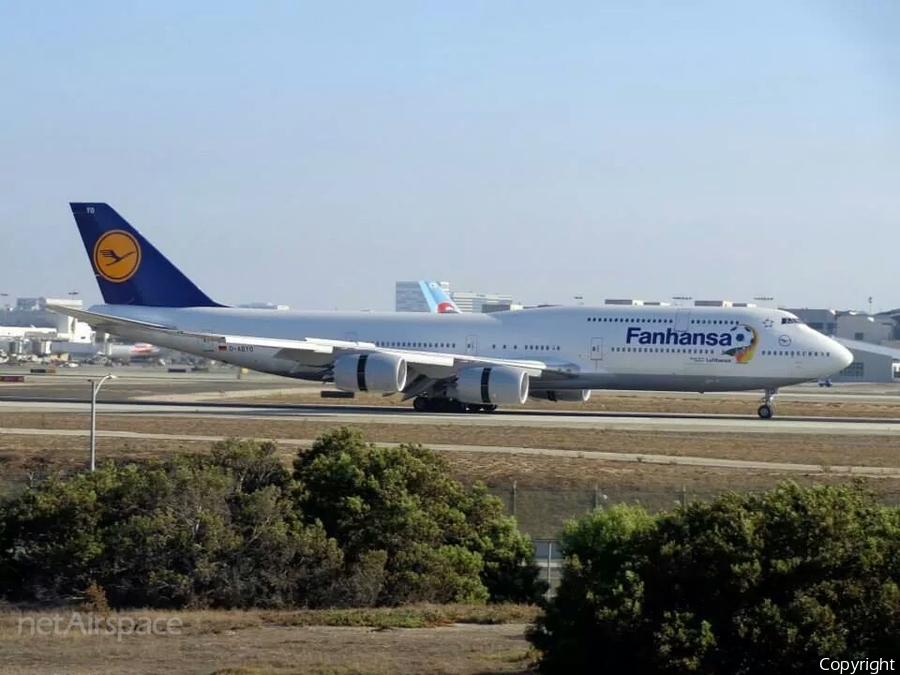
top-left (2, 1), bottom-right (899, 312)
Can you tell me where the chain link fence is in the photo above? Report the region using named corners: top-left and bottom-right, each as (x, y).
top-left (484, 483), bottom-right (900, 539)
top-left (504, 485), bottom-right (900, 595)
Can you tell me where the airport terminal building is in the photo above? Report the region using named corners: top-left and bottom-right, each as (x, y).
top-left (787, 307), bottom-right (900, 383)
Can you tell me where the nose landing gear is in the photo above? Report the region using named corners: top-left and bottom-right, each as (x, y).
top-left (757, 389), bottom-right (777, 419)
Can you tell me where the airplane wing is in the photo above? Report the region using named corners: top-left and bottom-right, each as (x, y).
top-left (211, 334), bottom-right (550, 376)
top-left (47, 305), bottom-right (559, 378)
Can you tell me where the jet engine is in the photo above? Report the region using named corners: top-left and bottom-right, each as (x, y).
top-left (529, 389), bottom-right (591, 403)
top-left (452, 366), bottom-right (529, 405)
top-left (333, 353), bottom-right (408, 393)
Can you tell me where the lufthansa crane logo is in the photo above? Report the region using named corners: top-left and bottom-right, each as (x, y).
top-left (92, 230), bottom-right (141, 283)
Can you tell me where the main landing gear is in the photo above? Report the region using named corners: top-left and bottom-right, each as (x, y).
top-left (412, 397), bottom-right (497, 413)
top-left (757, 389), bottom-right (777, 419)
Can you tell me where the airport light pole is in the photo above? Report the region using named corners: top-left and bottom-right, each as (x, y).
top-left (89, 374), bottom-right (116, 472)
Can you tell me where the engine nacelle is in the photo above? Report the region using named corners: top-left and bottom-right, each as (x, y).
top-left (333, 353), bottom-right (408, 393)
top-left (529, 389), bottom-right (591, 403)
top-left (453, 366), bottom-right (529, 405)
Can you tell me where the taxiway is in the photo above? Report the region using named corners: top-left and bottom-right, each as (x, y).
top-left (2, 398), bottom-right (900, 436)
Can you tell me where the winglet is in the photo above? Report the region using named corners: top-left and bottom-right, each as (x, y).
top-left (70, 203), bottom-right (222, 307)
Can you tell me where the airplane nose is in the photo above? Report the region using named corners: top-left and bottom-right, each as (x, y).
top-left (835, 343), bottom-right (853, 369)
top-left (823, 338), bottom-right (853, 372)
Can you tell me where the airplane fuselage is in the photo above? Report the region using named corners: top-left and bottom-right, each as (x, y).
top-left (92, 303), bottom-right (849, 393)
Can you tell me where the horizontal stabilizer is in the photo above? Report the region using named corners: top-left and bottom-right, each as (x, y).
top-left (46, 304), bottom-right (175, 332)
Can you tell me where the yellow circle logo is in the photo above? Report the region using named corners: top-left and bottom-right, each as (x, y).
top-left (93, 230), bottom-right (141, 283)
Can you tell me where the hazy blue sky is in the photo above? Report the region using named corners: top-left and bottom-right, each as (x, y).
top-left (2, 1), bottom-right (898, 311)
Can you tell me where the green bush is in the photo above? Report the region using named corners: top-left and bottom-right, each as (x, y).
top-left (528, 482), bottom-right (900, 674)
top-left (0, 441), bottom-right (345, 609)
top-left (292, 427), bottom-right (546, 605)
top-left (0, 429), bottom-right (545, 609)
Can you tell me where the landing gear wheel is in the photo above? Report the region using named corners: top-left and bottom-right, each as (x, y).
top-left (482, 405), bottom-right (497, 413)
top-left (413, 397), bottom-right (429, 412)
top-left (757, 404), bottom-right (774, 420)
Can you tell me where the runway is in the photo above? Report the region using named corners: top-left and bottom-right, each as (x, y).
top-left (3, 365), bottom-right (900, 405)
top-left (4, 426), bottom-right (899, 476)
top-left (2, 398), bottom-right (900, 436)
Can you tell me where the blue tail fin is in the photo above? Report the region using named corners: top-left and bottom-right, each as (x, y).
top-left (71, 203), bottom-right (221, 307)
top-left (420, 280), bottom-right (460, 313)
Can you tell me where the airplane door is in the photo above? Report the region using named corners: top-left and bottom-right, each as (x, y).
top-left (590, 338), bottom-right (604, 371)
top-left (674, 310), bottom-right (691, 332)
top-left (465, 335), bottom-right (478, 355)
top-left (200, 328), bottom-right (216, 353)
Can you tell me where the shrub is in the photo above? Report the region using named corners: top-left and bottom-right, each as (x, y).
top-left (293, 427), bottom-right (546, 605)
top-left (529, 482), bottom-right (900, 674)
top-left (0, 441), bottom-right (343, 609)
top-left (0, 431), bottom-right (544, 609)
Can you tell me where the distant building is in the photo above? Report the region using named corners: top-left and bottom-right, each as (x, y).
top-left (1, 296), bottom-right (85, 336)
top-left (450, 291), bottom-right (514, 314)
top-left (395, 281), bottom-right (451, 312)
top-left (237, 302), bottom-right (290, 310)
top-left (602, 299), bottom-right (676, 307)
top-left (784, 307), bottom-right (900, 382)
top-left (836, 312), bottom-right (895, 344)
top-left (605, 299), bottom-right (644, 306)
top-left (784, 308), bottom-right (838, 336)
top-left (15, 297), bottom-right (44, 311)
top-left (833, 340), bottom-right (899, 383)
top-left (788, 308), bottom-right (900, 345)
top-left (481, 302), bottom-right (524, 314)
top-left (0, 296), bottom-right (93, 356)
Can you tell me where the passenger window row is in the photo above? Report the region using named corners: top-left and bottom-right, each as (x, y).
top-left (761, 350), bottom-right (830, 357)
top-left (373, 341), bottom-right (561, 352)
top-left (588, 317), bottom-right (673, 324)
top-left (493, 344), bottom-right (561, 351)
top-left (375, 341), bottom-right (457, 349)
top-left (611, 346), bottom-right (716, 354)
top-left (587, 317), bottom-right (741, 325)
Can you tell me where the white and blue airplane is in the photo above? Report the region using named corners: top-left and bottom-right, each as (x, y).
top-left (51, 203), bottom-right (853, 418)
top-left (420, 281), bottom-right (460, 314)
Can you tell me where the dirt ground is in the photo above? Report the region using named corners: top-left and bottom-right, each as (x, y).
top-left (0, 608), bottom-right (536, 675)
top-left (3, 412), bottom-right (900, 534)
top-left (3, 411), bottom-right (900, 469)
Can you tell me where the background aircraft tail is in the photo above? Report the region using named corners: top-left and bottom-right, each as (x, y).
top-left (70, 203), bottom-right (221, 307)
top-left (420, 280), bottom-right (460, 313)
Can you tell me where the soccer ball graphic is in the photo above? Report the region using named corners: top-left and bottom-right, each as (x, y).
top-left (723, 324), bottom-right (758, 363)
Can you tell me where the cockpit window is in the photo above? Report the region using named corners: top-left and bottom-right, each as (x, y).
top-left (781, 317), bottom-right (803, 325)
